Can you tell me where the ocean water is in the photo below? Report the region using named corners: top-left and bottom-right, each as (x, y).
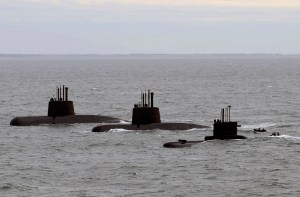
top-left (0, 54), bottom-right (299, 196)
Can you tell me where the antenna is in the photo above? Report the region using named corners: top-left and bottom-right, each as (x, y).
top-left (65, 87), bottom-right (68, 101)
top-left (148, 90), bottom-right (150, 108)
top-left (63, 85), bottom-right (65, 101)
top-left (151, 92), bottom-right (154, 107)
top-left (228, 105), bottom-right (231, 122)
top-left (57, 86), bottom-right (59, 100)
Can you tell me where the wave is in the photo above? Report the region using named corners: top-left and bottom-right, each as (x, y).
top-left (273, 134), bottom-right (300, 141)
top-left (240, 123), bottom-right (276, 130)
top-left (277, 123), bottom-right (300, 128)
top-left (119, 120), bottom-right (130, 124)
top-left (109, 128), bottom-right (130, 133)
top-left (70, 130), bottom-right (91, 133)
top-left (187, 127), bottom-right (211, 131)
top-left (182, 119), bottom-right (193, 123)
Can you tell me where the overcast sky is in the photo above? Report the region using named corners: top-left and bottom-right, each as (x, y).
top-left (1, 0), bottom-right (300, 54)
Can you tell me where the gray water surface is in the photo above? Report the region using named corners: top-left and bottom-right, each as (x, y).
top-left (0, 55), bottom-right (299, 196)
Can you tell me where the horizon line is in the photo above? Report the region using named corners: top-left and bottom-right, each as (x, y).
top-left (1, 53), bottom-right (300, 56)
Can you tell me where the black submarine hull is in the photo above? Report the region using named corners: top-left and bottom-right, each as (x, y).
top-left (10, 115), bottom-right (121, 126)
top-left (92, 123), bottom-right (208, 132)
top-left (163, 136), bottom-right (247, 148)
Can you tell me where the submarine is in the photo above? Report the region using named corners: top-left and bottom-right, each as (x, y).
top-left (163, 106), bottom-right (247, 148)
top-left (10, 85), bottom-right (121, 126)
top-left (92, 90), bottom-right (208, 132)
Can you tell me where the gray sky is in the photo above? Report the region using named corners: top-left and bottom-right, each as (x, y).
top-left (1, 0), bottom-right (300, 54)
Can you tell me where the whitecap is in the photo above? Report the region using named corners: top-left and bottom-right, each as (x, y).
top-left (276, 135), bottom-right (300, 141)
top-left (187, 127), bottom-right (211, 131)
top-left (109, 128), bottom-right (130, 133)
top-left (119, 120), bottom-right (131, 124)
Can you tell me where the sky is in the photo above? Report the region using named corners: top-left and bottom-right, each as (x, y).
top-left (1, 0), bottom-right (300, 54)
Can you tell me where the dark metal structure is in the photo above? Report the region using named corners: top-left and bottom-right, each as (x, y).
top-left (205, 106), bottom-right (246, 140)
top-left (163, 106), bottom-right (246, 148)
top-left (10, 85), bottom-right (120, 126)
top-left (132, 91), bottom-right (161, 125)
top-left (92, 90), bottom-right (208, 132)
top-left (47, 86), bottom-right (74, 117)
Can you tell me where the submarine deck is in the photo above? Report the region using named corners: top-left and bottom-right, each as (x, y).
top-left (92, 122), bottom-right (208, 132)
top-left (10, 115), bottom-right (121, 126)
top-left (164, 135), bottom-right (247, 148)
top-left (163, 140), bottom-right (204, 148)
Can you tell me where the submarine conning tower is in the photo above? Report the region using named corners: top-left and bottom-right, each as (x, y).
top-left (205, 105), bottom-right (246, 140)
top-left (47, 85), bottom-right (75, 117)
top-left (131, 90), bottom-right (161, 125)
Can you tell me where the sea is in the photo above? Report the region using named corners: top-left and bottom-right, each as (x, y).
top-left (0, 54), bottom-right (299, 197)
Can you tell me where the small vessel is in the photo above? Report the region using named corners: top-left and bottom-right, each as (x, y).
top-left (163, 106), bottom-right (247, 148)
top-left (92, 90), bottom-right (208, 132)
top-left (10, 85), bottom-right (121, 126)
top-left (253, 128), bottom-right (266, 132)
top-left (270, 132), bottom-right (280, 136)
